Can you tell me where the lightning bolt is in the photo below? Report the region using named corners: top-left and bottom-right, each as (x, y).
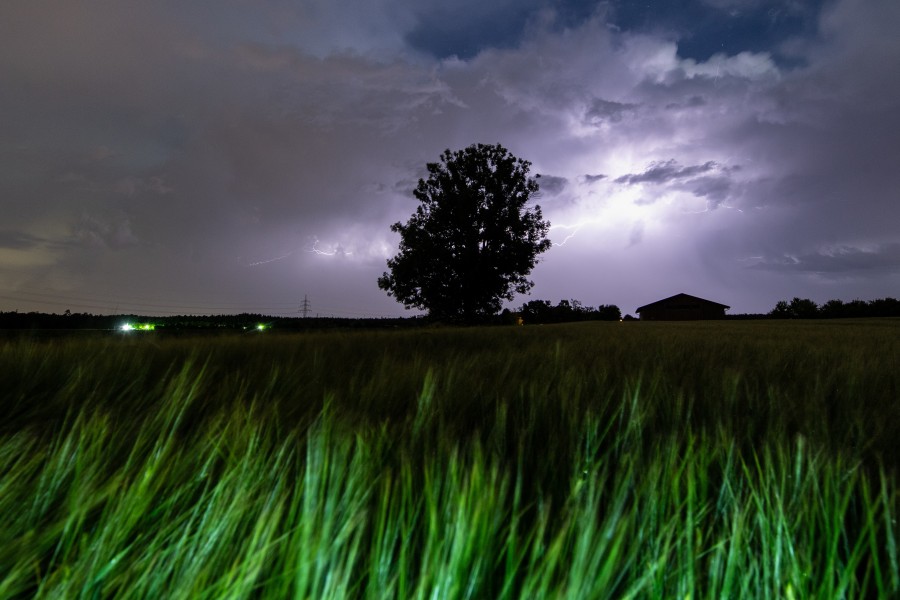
top-left (245, 234), bottom-right (363, 266)
top-left (550, 218), bottom-right (606, 246)
top-left (309, 242), bottom-right (334, 256)
top-left (248, 251), bottom-right (295, 266)
top-left (306, 237), bottom-right (352, 257)
top-left (551, 224), bottom-right (582, 246)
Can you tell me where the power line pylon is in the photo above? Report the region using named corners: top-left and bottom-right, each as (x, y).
top-left (300, 295), bottom-right (311, 318)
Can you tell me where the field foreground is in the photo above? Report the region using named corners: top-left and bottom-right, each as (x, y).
top-left (1, 320), bottom-right (899, 598)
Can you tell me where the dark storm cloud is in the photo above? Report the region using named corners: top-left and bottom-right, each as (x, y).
top-left (688, 177), bottom-right (733, 208)
top-left (405, 2), bottom-right (534, 59)
top-left (1, 5), bottom-right (463, 259)
top-left (703, 0), bottom-right (900, 259)
top-left (404, 0), bottom-right (601, 59)
top-left (0, 231), bottom-right (45, 250)
top-left (608, 0), bottom-right (827, 64)
top-left (665, 95), bottom-right (706, 109)
top-left (584, 98), bottom-right (638, 124)
top-left (536, 175), bottom-right (568, 195)
top-left (583, 174), bottom-right (607, 183)
top-left (615, 160), bottom-right (719, 185)
top-left (72, 213), bottom-right (139, 250)
top-left (751, 244), bottom-right (900, 276)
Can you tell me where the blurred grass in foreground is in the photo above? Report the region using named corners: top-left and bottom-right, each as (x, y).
top-left (1, 320), bottom-right (898, 598)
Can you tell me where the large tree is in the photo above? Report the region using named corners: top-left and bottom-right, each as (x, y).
top-left (378, 143), bottom-right (552, 321)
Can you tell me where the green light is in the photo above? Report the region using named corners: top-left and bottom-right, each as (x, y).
top-left (256, 324), bottom-right (267, 331)
top-left (120, 323), bottom-right (155, 332)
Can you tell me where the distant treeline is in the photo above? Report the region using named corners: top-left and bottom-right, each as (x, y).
top-left (768, 297), bottom-right (900, 319)
top-left (0, 311), bottom-right (421, 332)
top-left (0, 305), bottom-right (624, 331)
top-left (512, 299), bottom-right (622, 324)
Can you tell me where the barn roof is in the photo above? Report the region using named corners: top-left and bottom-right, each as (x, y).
top-left (636, 293), bottom-right (730, 313)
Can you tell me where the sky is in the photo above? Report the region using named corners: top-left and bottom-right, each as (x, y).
top-left (1, 0), bottom-right (899, 318)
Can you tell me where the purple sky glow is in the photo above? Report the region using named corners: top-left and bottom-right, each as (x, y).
top-left (1, 0), bottom-right (898, 317)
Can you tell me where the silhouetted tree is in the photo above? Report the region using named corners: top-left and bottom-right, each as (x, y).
top-left (819, 299), bottom-right (845, 318)
top-left (768, 296), bottom-right (900, 319)
top-left (789, 297), bottom-right (819, 319)
top-left (518, 299), bottom-right (621, 324)
top-left (868, 297), bottom-right (900, 317)
top-left (378, 143), bottom-right (552, 321)
top-left (520, 299), bottom-right (554, 323)
top-left (769, 298), bottom-right (817, 319)
top-left (844, 299), bottom-right (869, 317)
top-left (596, 304), bottom-right (622, 321)
top-left (769, 300), bottom-right (792, 319)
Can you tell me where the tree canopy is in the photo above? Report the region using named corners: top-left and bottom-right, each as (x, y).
top-left (768, 296), bottom-right (900, 319)
top-left (378, 143), bottom-right (552, 321)
top-left (518, 299), bottom-right (621, 324)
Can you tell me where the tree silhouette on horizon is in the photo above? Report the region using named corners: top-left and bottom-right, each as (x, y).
top-left (378, 143), bottom-right (551, 322)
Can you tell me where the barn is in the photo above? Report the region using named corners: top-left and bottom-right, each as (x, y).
top-left (635, 293), bottom-right (730, 321)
